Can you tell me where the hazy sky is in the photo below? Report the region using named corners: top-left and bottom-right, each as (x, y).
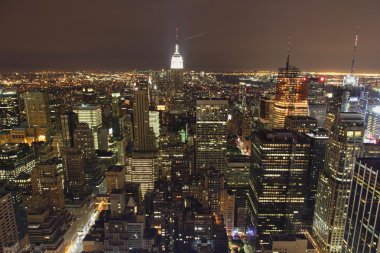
top-left (0, 0), bottom-right (379, 72)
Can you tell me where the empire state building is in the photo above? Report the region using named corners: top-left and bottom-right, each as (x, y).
top-left (170, 28), bottom-right (184, 70)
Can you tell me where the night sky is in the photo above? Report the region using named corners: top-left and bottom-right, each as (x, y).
top-left (0, 0), bottom-right (379, 72)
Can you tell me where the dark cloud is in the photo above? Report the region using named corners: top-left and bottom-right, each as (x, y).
top-left (0, 0), bottom-right (379, 72)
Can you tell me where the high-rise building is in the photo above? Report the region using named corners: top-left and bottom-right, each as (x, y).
top-left (133, 88), bottom-right (155, 151)
top-left (74, 123), bottom-right (95, 163)
top-left (24, 91), bottom-right (51, 137)
top-left (196, 100), bottom-right (228, 174)
top-left (312, 112), bottom-right (364, 253)
top-left (31, 159), bottom-right (65, 211)
top-left (304, 128), bottom-right (329, 228)
top-left (307, 77), bottom-right (327, 127)
top-left (204, 168), bottom-right (225, 214)
top-left (105, 166), bottom-right (126, 194)
top-left (272, 64), bottom-right (309, 129)
top-left (62, 147), bottom-right (85, 197)
top-left (342, 158), bottom-right (380, 253)
top-left (0, 143), bottom-right (35, 182)
top-left (284, 116), bottom-right (317, 133)
top-left (366, 106), bottom-right (380, 140)
top-left (73, 104), bottom-right (102, 149)
top-left (0, 90), bottom-right (20, 131)
top-left (170, 28), bottom-right (184, 70)
top-left (60, 111), bottom-right (78, 148)
top-left (127, 151), bottom-right (157, 198)
top-left (73, 122), bottom-right (102, 187)
top-left (220, 190), bottom-right (235, 236)
top-left (259, 93), bottom-right (276, 130)
top-left (0, 192), bottom-right (19, 253)
top-left (111, 92), bottom-right (123, 140)
top-left (149, 110), bottom-right (160, 138)
top-left (249, 130), bottom-right (310, 247)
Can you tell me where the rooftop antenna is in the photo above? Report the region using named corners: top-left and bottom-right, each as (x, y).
top-left (175, 27), bottom-right (180, 54)
top-left (350, 27), bottom-right (359, 74)
top-left (286, 34), bottom-right (291, 71)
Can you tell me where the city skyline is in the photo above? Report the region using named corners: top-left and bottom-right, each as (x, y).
top-left (0, 0), bottom-right (380, 73)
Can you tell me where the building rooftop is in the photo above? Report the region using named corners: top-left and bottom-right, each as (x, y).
top-left (356, 158), bottom-right (380, 171)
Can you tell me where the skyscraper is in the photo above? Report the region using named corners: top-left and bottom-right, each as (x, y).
top-left (170, 28), bottom-right (184, 70)
top-left (73, 104), bottom-right (102, 149)
top-left (0, 90), bottom-right (20, 131)
top-left (366, 106), bottom-right (380, 140)
top-left (31, 159), bottom-right (65, 211)
top-left (307, 77), bottom-right (327, 127)
top-left (304, 128), bottom-right (329, 228)
top-left (312, 112), bottom-right (364, 253)
top-left (249, 130), bottom-right (310, 247)
top-left (133, 88), bottom-right (155, 150)
top-left (62, 147), bottom-right (85, 197)
top-left (126, 151), bottom-right (157, 198)
top-left (0, 192), bottom-right (19, 253)
top-left (196, 100), bottom-right (228, 175)
top-left (60, 111), bottom-right (78, 148)
top-left (73, 122), bottom-right (102, 187)
top-left (272, 62), bottom-right (309, 129)
top-left (342, 158), bottom-right (380, 253)
top-left (24, 91), bottom-right (51, 136)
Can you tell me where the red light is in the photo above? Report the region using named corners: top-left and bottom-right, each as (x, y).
top-left (320, 77), bottom-right (325, 82)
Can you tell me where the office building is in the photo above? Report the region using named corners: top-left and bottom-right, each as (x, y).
top-left (62, 147), bottom-right (85, 197)
top-left (60, 111), bottom-right (78, 148)
top-left (307, 77), bottom-right (327, 127)
top-left (31, 159), bottom-right (65, 211)
top-left (204, 168), bottom-right (225, 214)
top-left (366, 106), bottom-right (380, 140)
top-left (196, 100), bottom-right (228, 174)
top-left (24, 91), bottom-right (51, 135)
top-left (220, 190), bottom-right (235, 236)
top-left (312, 112), bottom-right (364, 253)
top-left (0, 90), bottom-right (20, 131)
top-left (73, 104), bottom-right (102, 149)
top-left (133, 88), bottom-right (155, 150)
top-left (342, 158), bottom-right (380, 253)
top-left (284, 116), bottom-right (317, 133)
top-left (0, 143), bottom-right (35, 182)
top-left (127, 151), bottom-right (157, 198)
top-left (105, 166), bottom-right (126, 194)
top-left (304, 128), bottom-right (329, 228)
top-left (272, 64), bottom-right (309, 129)
top-left (259, 93), bottom-right (276, 130)
top-left (0, 192), bottom-right (19, 253)
top-left (249, 130), bottom-right (310, 247)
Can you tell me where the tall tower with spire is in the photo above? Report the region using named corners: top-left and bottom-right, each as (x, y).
top-left (272, 46), bottom-right (309, 129)
top-left (170, 28), bottom-right (184, 70)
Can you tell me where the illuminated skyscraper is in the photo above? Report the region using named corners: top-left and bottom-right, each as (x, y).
top-left (366, 106), bottom-right (380, 140)
top-left (196, 100), bottom-right (228, 175)
top-left (342, 158), bottom-right (380, 253)
top-left (272, 62), bottom-right (309, 129)
top-left (312, 112), bottom-right (364, 253)
top-left (133, 88), bottom-right (155, 150)
top-left (204, 168), bottom-right (225, 214)
top-left (126, 151), bottom-right (157, 198)
top-left (170, 28), bottom-right (183, 70)
top-left (259, 93), bottom-right (276, 130)
top-left (24, 91), bottom-right (51, 137)
top-left (0, 192), bottom-right (19, 253)
top-left (31, 159), bottom-right (65, 211)
top-left (73, 104), bottom-right (102, 149)
top-left (0, 90), bottom-right (20, 131)
top-left (249, 130), bottom-right (310, 247)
